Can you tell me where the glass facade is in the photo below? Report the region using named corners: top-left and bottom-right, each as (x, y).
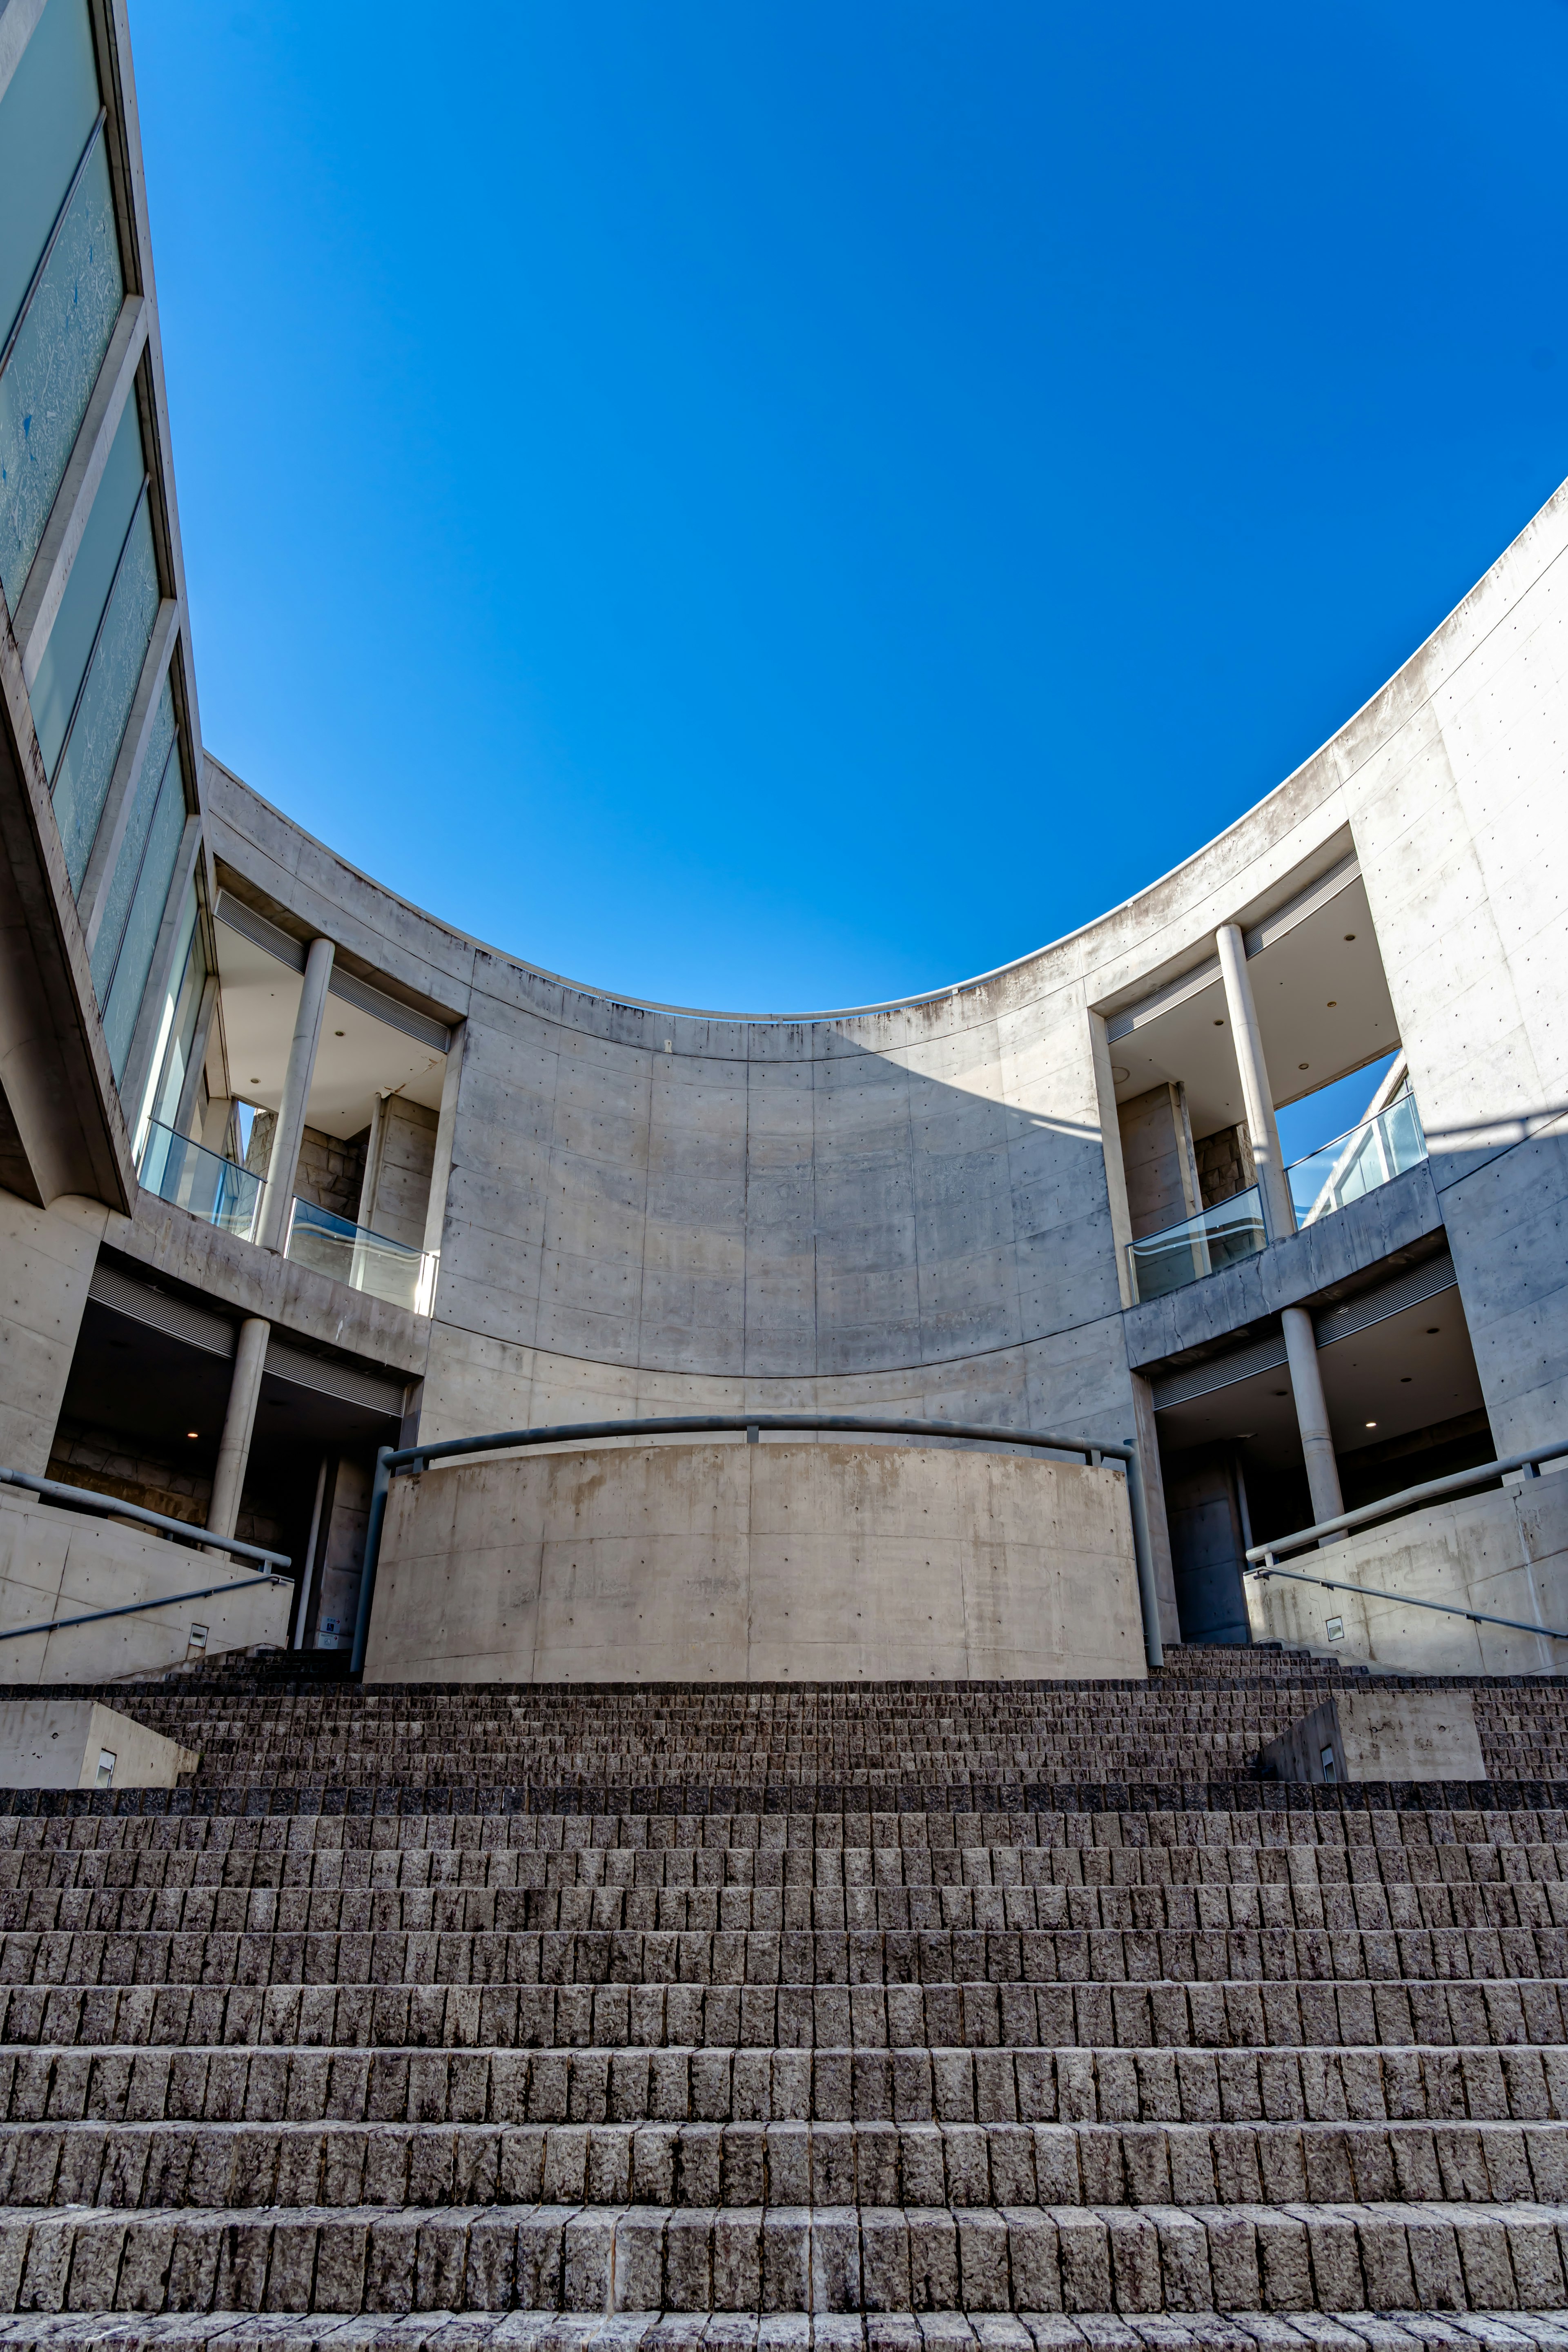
top-left (99, 747), bottom-right (187, 1078)
top-left (0, 0), bottom-right (121, 609)
top-left (0, 0), bottom-right (200, 1127)
top-left (146, 911), bottom-right (207, 1133)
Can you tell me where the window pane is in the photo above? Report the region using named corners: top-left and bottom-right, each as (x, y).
top-left (0, 0), bottom-right (102, 352)
top-left (150, 912), bottom-right (207, 1132)
top-left (89, 674), bottom-right (174, 1004)
top-left (50, 495), bottom-right (158, 894)
top-left (27, 389), bottom-right (143, 774)
top-left (102, 755), bottom-right (185, 1078)
top-left (0, 140), bottom-right (123, 610)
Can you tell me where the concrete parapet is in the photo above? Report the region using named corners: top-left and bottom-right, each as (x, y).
top-left (1261, 1688), bottom-right (1486, 1784)
top-left (1245, 1470), bottom-right (1568, 1675)
top-left (0, 1696), bottom-right (197, 1788)
top-left (0, 1486), bottom-right (290, 1685)
top-left (365, 1440), bottom-right (1143, 1685)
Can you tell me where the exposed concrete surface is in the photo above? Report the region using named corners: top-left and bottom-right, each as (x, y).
top-left (0, 1190), bottom-right (107, 1474)
top-left (0, 1695), bottom-right (197, 1787)
top-left (103, 1189), bottom-right (432, 1379)
top-left (1123, 1161), bottom-right (1444, 1370)
top-left (367, 1439), bottom-right (1144, 1685)
top-left (1261, 1687), bottom-right (1486, 1783)
top-left (0, 1485), bottom-right (289, 1684)
top-left (1245, 1466), bottom-right (1568, 1675)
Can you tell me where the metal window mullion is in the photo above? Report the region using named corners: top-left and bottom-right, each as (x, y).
top-left (47, 470), bottom-right (149, 793)
top-left (0, 106), bottom-right (107, 382)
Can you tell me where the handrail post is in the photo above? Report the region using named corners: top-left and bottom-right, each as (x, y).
top-left (1124, 1436), bottom-right (1163, 1670)
top-left (350, 1446), bottom-right (395, 1677)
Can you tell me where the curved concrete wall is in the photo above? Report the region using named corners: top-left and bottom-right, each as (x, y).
top-left (197, 477), bottom-right (1568, 1667)
top-left (365, 1441), bottom-right (1142, 1684)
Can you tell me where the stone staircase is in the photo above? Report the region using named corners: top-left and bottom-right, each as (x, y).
top-left (6, 1654), bottom-right (1568, 2345)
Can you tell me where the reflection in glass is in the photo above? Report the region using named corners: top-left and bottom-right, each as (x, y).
top-left (1127, 1184), bottom-right (1267, 1303)
top-left (90, 675), bottom-right (174, 1002)
top-left (285, 1196), bottom-right (436, 1315)
top-left (50, 493), bottom-right (158, 895)
top-left (0, 140), bottom-right (122, 608)
top-left (138, 1118), bottom-right (261, 1239)
top-left (1285, 1092), bottom-right (1427, 1227)
top-left (99, 735), bottom-right (184, 1076)
top-left (0, 0), bottom-right (106, 349)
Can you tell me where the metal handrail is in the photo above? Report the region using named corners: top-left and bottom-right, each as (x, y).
top-left (1244, 1437), bottom-right (1568, 1566)
top-left (0, 1572), bottom-right (288, 1647)
top-left (1244, 1559), bottom-right (1568, 1648)
top-left (0, 1466), bottom-right (290, 1568)
top-left (349, 1412), bottom-right (1161, 1675)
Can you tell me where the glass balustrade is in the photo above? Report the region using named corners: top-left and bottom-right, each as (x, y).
top-left (1285, 1090), bottom-right (1426, 1227)
top-left (1127, 1184), bottom-right (1266, 1303)
top-left (284, 1196), bottom-right (437, 1315)
top-left (137, 1120), bottom-right (261, 1238)
top-left (1124, 1091), bottom-right (1428, 1303)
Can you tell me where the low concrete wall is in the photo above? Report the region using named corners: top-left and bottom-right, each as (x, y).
top-left (0, 1488), bottom-right (290, 1684)
top-left (1245, 1469), bottom-right (1568, 1675)
top-left (1261, 1690), bottom-right (1486, 1783)
top-left (0, 1698), bottom-right (198, 1788)
top-left (366, 1439), bottom-right (1144, 1684)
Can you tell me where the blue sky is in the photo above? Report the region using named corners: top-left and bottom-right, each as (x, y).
top-left (131, 2), bottom-right (1568, 1015)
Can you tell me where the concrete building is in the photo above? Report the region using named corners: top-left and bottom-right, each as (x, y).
top-left (2, 0), bottom-right (1567, 1684)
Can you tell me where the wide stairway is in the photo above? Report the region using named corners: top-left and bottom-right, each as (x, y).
top-left (5, 1653), bottom-right (1568, 2346)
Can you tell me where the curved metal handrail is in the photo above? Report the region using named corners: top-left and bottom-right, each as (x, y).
top-left (349, 1412), bottom-right (1160, 1674)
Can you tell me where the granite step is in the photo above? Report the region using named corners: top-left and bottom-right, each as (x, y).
top-left (10, 2113), bottom-right (1568, 2213)
top-left (2, 1978), bottom-right (1560, 2054)
top-left (6, 2198), bottom-right (1568, 2319)
top-left (12, 2042), bottom-right (1568, 2129)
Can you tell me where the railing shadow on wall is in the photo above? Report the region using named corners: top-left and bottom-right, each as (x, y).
top-left (347, 1414), bottom-right (1161, 1677)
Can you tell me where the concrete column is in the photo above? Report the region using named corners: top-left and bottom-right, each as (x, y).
top-left (356, 1093), bottom-right (388, 1230)
top-left (1282, 1304), bottom-right (1345, 1533)
top-left (1216, 922), bottom-right (1294, 1242)
top-left (255, 937), bottom-right (334, 1253)
top-left (207, 1316), bottom-right (270, 1548)
top-left (421, 1019), bottom-right (466, 1262)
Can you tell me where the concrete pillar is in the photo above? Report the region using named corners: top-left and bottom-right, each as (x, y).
top-left (255, 937), bottom-right (334, 1253)
top-left (356, 1093), bottom-right (388, 1230)
top-left (1282, 1304), bottom-right (1345, 1533)
top-left (207, 1316), bottom-right (270, 1548)
top-left (421, 1019), bottom-right (466, 1262)
top-left (1216, 922), bottom-right (1294, 1242)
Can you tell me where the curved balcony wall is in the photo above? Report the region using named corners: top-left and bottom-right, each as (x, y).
top-left (205, 479), bottom-right (1568, 1532)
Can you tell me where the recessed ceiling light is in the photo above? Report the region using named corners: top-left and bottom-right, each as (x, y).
top-left (1214, 1019), bottom-right (1224, 1027)
top-left (1326, 1000), bottom-right (1337, 1008)
top-left (1426, 1326), bottom-right (1440, 1335)
top-left (1298, 1062), bottom-right (1310, 1070)
top-left (1272, 1388), bottom-right (1289, 1397)
top-left (186, 1430), bottom-right (198, 1439)
top-left (334, 1029), bottom-right (345, 1037)
top-left (1400, 1376), bottom-right (1412, 1383)
top-left (1365, 1419), bottom-right (1378, 1428)
top-left (1344, 933), bottom-right (1356, 942)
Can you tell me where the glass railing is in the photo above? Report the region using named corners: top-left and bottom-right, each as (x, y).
top-left (137, 1120), bottom-right (262, 1239)
top-left (284, 1196), bottom-right (438, 1315)
top-left (1285, 1091), bottom-right (1426, 1228)
top-left (1127, 1185), bottom-right (1266, 1303)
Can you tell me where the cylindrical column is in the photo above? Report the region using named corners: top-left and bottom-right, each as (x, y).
top-left (1282, 1304), bottom-right (1345, 1534)
top-left (207, 1316), bottom-right (270, 1548)
top-left (255, 936), bottom-right (334, 1252)
top-left (1216, 922), bottom-right (1294, 1242)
